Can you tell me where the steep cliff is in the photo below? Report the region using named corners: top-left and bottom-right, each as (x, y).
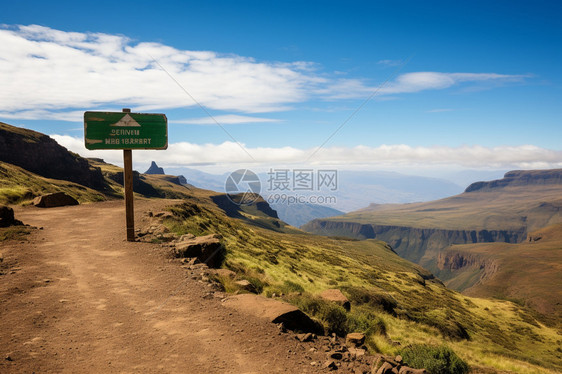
top-left (302, 219), bottom-right (526, 272)
top-left (434, 223), bottom-right (562, 319)
top-left (0, 122), bottom-right (106, 190)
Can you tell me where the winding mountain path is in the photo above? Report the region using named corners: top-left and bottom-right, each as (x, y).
top-left (1, 200), bottom-right (323, 373)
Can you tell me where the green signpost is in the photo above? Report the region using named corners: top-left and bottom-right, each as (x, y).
top-left (84, 111), bottom-right (167, 150)
top-left (84, 109), bottom-right (168, 241)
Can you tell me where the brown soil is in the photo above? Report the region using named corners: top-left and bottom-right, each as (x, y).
top-left (0, 199), bottom-right (334, 373)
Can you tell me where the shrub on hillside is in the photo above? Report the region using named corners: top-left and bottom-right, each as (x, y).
top-left (341, 286), bottom-right (397, 315)
top-left (287, 293), bottom-right (388, 337)
top-left (400, 344), bottom-right (469, 374)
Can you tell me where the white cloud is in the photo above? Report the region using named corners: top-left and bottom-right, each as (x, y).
top-left (52, 135), bottom-right (562, 172)
top-left (381, 72), bottom-right (528, 95)
top-left (174, 114), bottom-right (280, 125)
top-left (1, 24), bottom-right (530, 120)
top-left (321, 71), bottom-right (528, 99)
top-left (0, 24), bottom-right (317, 115)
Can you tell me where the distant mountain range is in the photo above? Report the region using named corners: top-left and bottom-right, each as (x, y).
top-left (162, 166), bottom-right (466, 226)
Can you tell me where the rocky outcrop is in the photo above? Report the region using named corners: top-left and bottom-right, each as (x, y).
top-left (222, 294), bottom-right (324, 334)
top-left (437, 251), bottom-right (497, 273)
top-left (345, 332), bottom-right (365, 347)
top-left (320, 289), bottom-right (351, 311)
top-left (144, 161), bottom-right (165, 175)
top-left (436, 251), bottom-right (500, 290)
top-left (33, 192), bottom-right (79, 208)
top-left (465, 169), bottom-right (562, 192)
top-left (177, 175), bottom-right (189, 185)
top-left (170, 234), bottom-right (224, 268)
top-left (0, 205), bottom-right (23, 227)
top-left (0, 122), bottom-right (106, 190)
top-left (303, 220), bottom-right (526, 269)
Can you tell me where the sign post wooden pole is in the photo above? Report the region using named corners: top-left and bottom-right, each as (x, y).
top-left (122, 108), bottom-right (135, 242)
top-left (84, 108), bottom-right (167, 242)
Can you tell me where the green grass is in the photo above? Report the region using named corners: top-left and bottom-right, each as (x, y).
top-left (162, 199), bottom-right (562, 373)
top-left (0, 161), bottom-right (107, 205)
top-left (400, 344), bottom-right (470, 374)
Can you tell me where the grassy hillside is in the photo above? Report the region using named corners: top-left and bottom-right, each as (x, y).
top-left (438, 223), bottom-right (562, 324)
top-left (158, 189), bottom-right (562, 373)
top-left (0, 161), bottom-right (107, 205)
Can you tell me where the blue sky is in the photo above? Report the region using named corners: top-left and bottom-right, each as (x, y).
top-left (1, 0), bottom-right (561, 173)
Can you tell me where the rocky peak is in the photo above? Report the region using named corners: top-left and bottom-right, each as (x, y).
top-left (145, 161), bottom-right (165, 175)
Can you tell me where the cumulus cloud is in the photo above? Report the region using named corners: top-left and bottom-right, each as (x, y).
top-left (1, 24), bottom-right (530, 120)
top-left (0, 24), bottom-right (318, 116)
top-left (52, 135), bottom-right (562, 171)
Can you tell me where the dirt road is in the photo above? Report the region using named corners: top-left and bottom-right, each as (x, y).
top-left (1, 200), bottom-right (325, 373)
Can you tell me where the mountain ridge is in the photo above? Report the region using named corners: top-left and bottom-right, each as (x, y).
top-left (0, 122), bottom-right (106, 190)
top-left (465, 169), bottom-right (562, 192)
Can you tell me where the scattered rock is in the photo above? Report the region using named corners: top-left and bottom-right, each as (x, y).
top-left (346, 332), bottom-right (366, 347)
top-left (320, 289), bottom-right (351, 311)
top-left (222, 294), bottom-right (323, 334)
top-left (171, 234), bottom-right (224, 268)
top-left (349, 347), bottom-right (366, 358)
top-left (33, 192), bottom-right (79, 208)
top-left (368, 355), bottom-right (426, 374)
top-left (0, 205), bottom-right (23, 227)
